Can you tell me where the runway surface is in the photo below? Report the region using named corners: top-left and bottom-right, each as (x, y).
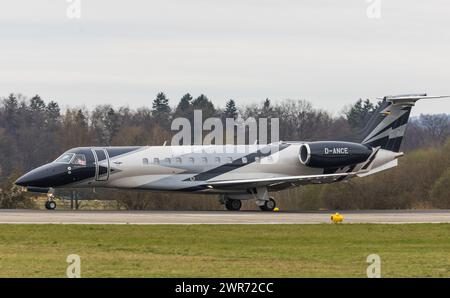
top-left (0, 209), bottom-right (449, 224)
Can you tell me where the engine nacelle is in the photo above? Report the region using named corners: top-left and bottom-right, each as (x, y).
top-left (299, 141), bottom-right (373, 168)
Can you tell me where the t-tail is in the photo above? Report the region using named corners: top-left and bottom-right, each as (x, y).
top-left (356, 93), bottom-right (450, 152)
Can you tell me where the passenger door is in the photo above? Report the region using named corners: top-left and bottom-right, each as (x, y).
top-left (91, 148), bottom-right (110, 181)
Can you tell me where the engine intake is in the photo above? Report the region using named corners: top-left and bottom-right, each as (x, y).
top-left (299, 141), bottom-right (372, 168)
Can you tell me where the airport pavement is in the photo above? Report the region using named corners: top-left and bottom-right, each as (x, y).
top-left (0, 209), bottom-right (449, 224)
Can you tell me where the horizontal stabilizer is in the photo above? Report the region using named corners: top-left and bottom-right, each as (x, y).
top-left (377, 94), bottom-right (450, 105)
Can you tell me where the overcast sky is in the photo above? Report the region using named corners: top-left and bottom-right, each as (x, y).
top-left (0, 0), bottom-right (449, 116)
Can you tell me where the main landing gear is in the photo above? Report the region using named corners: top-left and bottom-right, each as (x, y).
top-left (220, 189), bottom-right (277, 212)
top-left (225, 199), bottom-right (242, 211)
top-left (259, 197), bottom-right (276, 212)
top-left (252, 187), bottom-right (277, 212)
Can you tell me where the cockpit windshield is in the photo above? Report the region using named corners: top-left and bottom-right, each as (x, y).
top-left (54, 153), bottom-right (87, 166)
top-left (54, 153), bottom-right (74, 164)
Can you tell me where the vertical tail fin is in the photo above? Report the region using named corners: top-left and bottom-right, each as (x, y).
top-left (356, 94), bottom-right (449, 152)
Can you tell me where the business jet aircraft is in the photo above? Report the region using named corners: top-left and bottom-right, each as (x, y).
top-left (15, 94), bottom-right (448, 211)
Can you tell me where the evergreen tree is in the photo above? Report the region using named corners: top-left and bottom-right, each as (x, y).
top-left (29, 95), bottom-right (46, 129)
top-left (152, 92), bottom-right (171, 117)
top-left (2, 94), bottom-right (19, 133)
top-left (75, 109), bottom-right (88, 128)
top-left (261, 98), bottom-right (273, 118)
top-left (345, 99), bottom-right (376, 130)
top-left (4, 94), bottom-right (18, 111)
top-left (46, 101), bottom-right (61, 128)
top-left (29, 95), bottom-right (46, 112)
top-left (224, 99), bottom-right (238, 119)
top-left (106, 107), bottom-right (120, 140)
top-left (174, 93), bottom-right (193, 117)
top-left (192, 94), bottom-right (216, 118)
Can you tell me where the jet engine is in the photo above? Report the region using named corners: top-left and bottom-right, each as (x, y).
top-left (299, 141), bottom-right (373, 168)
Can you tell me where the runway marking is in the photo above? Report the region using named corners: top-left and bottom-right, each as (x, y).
top-left (0, 210), bottom-right (449, 224)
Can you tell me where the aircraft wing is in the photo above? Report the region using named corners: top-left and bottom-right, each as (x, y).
top-left (206, 171), bottom-right (360, 190)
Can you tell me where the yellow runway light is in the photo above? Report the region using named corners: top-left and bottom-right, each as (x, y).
top-left (273, 207), bottom-right (280, 212)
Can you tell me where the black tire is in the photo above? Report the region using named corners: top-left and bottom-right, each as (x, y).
top-left (225, 199), bottom-right (242, 211)
top-left (259, 197), bottom-right (276, 211)
top-left (46, 201), bottom-right (56, 210)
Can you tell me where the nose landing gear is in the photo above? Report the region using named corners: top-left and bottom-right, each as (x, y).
top-left (45, 200), bottom-right (56, 210)
top-left (45, 193), bottom-right (56, 210)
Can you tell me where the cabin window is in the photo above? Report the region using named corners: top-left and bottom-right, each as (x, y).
top-left (226, 157), bottom-right (233, 163)
top-left (255, 157), bottom-right (260, 163)
top-left (143, 158), bottom-right (149, 165)
top-left (202, 157), bottom-right (208, 164)
top-left (189, 157), bottom-right (195, 164)
top-left (153, 158), bottom-right (159, 164)
top-left (165, 158), bottom-right (171, 164)
top-left (215, 157), bottom-right (221, 164)
top-left (242, 157), bottom-right (248, 163)
top-left (175, 157), bottom-right (182, 164)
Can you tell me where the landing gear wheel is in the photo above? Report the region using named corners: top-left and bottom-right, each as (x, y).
top-left (45, 201), bottom-right (56, 210)
top-left (225, 199), bottom-right (242, 211)
top-left (260, 197), bottom-right (276, 211)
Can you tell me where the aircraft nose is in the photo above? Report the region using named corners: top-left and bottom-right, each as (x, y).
top-left (15, 169), bottom-right (48, 187)
top-left (15, 173), bottom-right (32, 187)
top-left (14, 163), bottom-right (58, 188)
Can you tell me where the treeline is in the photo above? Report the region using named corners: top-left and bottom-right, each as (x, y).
top-left (0, 93), bottom-right (449, 210)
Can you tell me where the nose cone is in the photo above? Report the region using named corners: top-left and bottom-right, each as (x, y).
top-left (15, 173), bottom-right (33, 187)
top-left (15, 163), bottom-right (59, 188)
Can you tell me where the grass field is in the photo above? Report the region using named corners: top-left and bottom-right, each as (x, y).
top-left (0, 224), bottom-right (449, 277)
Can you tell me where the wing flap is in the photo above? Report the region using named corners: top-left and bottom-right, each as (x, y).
top-left (206, 171), bottom-right (361, 189)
